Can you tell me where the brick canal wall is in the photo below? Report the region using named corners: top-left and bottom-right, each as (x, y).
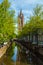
top-left (0, 43), bottom-right (10, 58)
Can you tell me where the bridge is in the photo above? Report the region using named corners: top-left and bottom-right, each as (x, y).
top-left (0, 38), bottom-right (43, 65)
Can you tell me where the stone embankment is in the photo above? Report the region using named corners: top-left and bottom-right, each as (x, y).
top-left (0, 43), bottom-right (10, 58)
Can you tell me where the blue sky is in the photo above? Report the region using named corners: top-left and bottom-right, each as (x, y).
top-left (0, 0), bottom-right (43, 21)
top-left (9, 0), bottom-right (43, 21)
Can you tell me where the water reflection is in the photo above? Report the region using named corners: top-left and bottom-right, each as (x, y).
top-left (0, 56), bottom-right (15, 65)
top-left (12, 46), bottom-right (18, 61)
top-left (0, 46), bottom-right (18, 65)
top-left (0, 46), bottom-right (29, 65)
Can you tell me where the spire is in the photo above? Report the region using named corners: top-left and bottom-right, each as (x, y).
top-left (20, 9), bottom-right (22, 15)
top-left (18, 9), bottom-right (24, 32)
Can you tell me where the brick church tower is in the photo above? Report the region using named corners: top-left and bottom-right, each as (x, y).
top-left (18, 10), bottom-right (24, 32)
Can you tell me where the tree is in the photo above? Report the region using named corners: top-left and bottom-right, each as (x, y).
top-left (18, 5), bottom-right (43, 38)
top-left (0, 0), bottom-right (15, 44)
top-left (17, 5), bottom-right (43, 63)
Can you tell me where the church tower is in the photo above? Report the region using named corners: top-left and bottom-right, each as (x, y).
top-left (18, 10), bottom-right (24, 32)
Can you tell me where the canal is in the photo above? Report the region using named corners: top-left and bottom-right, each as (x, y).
top-left (0, 46), bottom-right (30, 65)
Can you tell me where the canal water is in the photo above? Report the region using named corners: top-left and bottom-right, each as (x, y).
top-left (0, 46), bottom-right (29, 65)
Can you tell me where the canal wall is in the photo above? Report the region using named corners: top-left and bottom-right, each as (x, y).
top-left (0, 43), bottom-right (10, 58)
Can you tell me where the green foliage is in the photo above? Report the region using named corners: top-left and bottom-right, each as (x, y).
top-left (33, 5), bottom-right (42, 16)
top-left (0, 0), bottom-right (15, 43)
top-left (7, 42), bottom-right (16, 59)
top-left (17, 5), bottom-right (43, 63)
top-left (18, 5), bottom-right (43, 38)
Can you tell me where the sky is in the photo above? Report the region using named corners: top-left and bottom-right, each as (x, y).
top-left (9, 0), bottom-right (43, 21)
top-left (0, 0), bottom-right (43, 21)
